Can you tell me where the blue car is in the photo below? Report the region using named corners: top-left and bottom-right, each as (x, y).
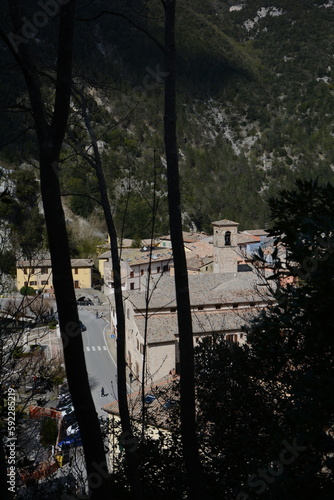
top-left (58, 432), bottom-right (82, 447)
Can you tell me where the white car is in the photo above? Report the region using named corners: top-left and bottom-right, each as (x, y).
top-left (66, 422), bottom-right (79, 435)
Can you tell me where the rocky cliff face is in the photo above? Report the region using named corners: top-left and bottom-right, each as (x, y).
top-left (1, 0), bottom-right (334, 236)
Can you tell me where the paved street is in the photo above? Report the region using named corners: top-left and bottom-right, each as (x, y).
top-left (79, 309), bottom-right (118, 416)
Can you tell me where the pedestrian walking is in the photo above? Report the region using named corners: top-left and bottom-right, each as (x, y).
top-left (101, 386), bottom-right (105, 397)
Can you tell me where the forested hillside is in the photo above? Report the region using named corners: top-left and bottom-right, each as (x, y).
top-left (1, 0), bottom-right (334, 238)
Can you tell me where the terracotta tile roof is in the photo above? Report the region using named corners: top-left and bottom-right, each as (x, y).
top-left (237, 233), bottom-right (261, 246)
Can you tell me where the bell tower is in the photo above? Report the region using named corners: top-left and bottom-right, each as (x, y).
top-left (212, 219), bottom-right (239, 273)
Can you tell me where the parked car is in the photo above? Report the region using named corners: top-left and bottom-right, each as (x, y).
top-left (61, 405), bottom-right (74, 416)
top-left (144, 394), bottom-right (156, 404)
top-left (58, 431), bottom-right (82, 447)
top-left (62, 413), bottom-right (77, 428)
top-left (57, 399), bottom-right (72, 411)
top-left (163, 399), bottom-right (178, 410)
top-left (66, 422), bottom-right (80, 435)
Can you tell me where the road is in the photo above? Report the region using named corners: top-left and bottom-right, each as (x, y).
top-left (79, 309), bottom-right (118, 416)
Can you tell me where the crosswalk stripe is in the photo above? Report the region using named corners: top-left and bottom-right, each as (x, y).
top-left (86, 345), bottom-right (108, 352)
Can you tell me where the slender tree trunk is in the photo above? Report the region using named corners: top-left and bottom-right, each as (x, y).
top-left (1, 2), bottom-right (112, 497)
top-left (163, 1), bottom-right (205, 497)
top-left (79, 97), bottom-right (142, 499)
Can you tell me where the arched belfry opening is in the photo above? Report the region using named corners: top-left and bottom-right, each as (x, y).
top-left (212, 219), bottom-right (239, 273)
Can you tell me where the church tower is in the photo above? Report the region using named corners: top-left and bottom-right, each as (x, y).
top-left (212, 219), bottom-right (239, 274)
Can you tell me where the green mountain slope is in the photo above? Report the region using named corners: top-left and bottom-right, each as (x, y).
top-left (1, 0), bottom-right (334, 237)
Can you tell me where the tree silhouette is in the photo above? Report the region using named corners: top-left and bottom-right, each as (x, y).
top-left (0, 2), bottom-right (111, 498)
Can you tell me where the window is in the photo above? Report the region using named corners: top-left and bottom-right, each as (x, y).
top-left (225, 231), bottom-right (231, 246)
top-left (170, 307), bottom-right (176, 312)
top-left (157, 267), bottom-right (161, 273)
top-left (23, 268), bottom-right (28, 275)
top-left (163, 265), bottom-right (169, 272)
top-left (74, 268), bottom-right (78, 275)
top-left (40, 267), bottom-right (48, 274)
top-left (29, 281), bottom-right (37, 286)
top-left (74, 280), bottom-right (79, 289)
top-left (198, 306), bottom-right (204, 311)
top-left (130, 282), bottom-right (134, 290)
top-left (233, 303), bottom-right (238, 309)
top-left (41, 280), bottom-right (48, 286)
top-left (215, 304), bottom-right (221, 310)
top-left (130, 271), bottom-right (134, 278)
top-left (141, 269), bottom-right (144, 276)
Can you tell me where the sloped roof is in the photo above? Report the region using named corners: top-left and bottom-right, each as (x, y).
top-left (98, 248), bottom-right (173, 266)
top-left (157, 231), bottom-right (209, 243)
top-left (184, 239), bottom-right (214, 259)
top-left (212, 219), bottom-right (239, 226)
top-left (242, 229), bottom-right (269, 237)
top-left (135, 308), bottom-right (254, 344)
top-left (126, 272), bottom-right (264, 311)
top-left (237, 233), bottom-right (261, 246)
top-left (186, 256), bottom-right (213, 270)
top-left (17, 256), bottom-right (94, 268)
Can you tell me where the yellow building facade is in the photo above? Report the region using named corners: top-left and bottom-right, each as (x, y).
top-left (16, 257), bottom-right (95, 293)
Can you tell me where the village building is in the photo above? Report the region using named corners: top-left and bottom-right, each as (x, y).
top-left (156, 231), bottom-right (209, 250)
top-left (16, 255), bottom-right (97, 293)
top-left (113, 271), bottom-right (269, 384)
top-left (98, 246), bottom-right (173, 294)
top-left (107, 220), bottom-right (271, 385)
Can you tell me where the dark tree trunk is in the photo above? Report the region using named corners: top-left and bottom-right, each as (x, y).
top-left (40, 147), bottom-right (111, 499)
top-left (163, 1), bottom-right (205, 497)
top-left (1, 2), bottom-right (112, 497)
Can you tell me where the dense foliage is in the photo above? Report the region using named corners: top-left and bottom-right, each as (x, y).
top-left (193, 179), bottom-right (334, 498)
top-left (1, 1), bottom-right (334, 238)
